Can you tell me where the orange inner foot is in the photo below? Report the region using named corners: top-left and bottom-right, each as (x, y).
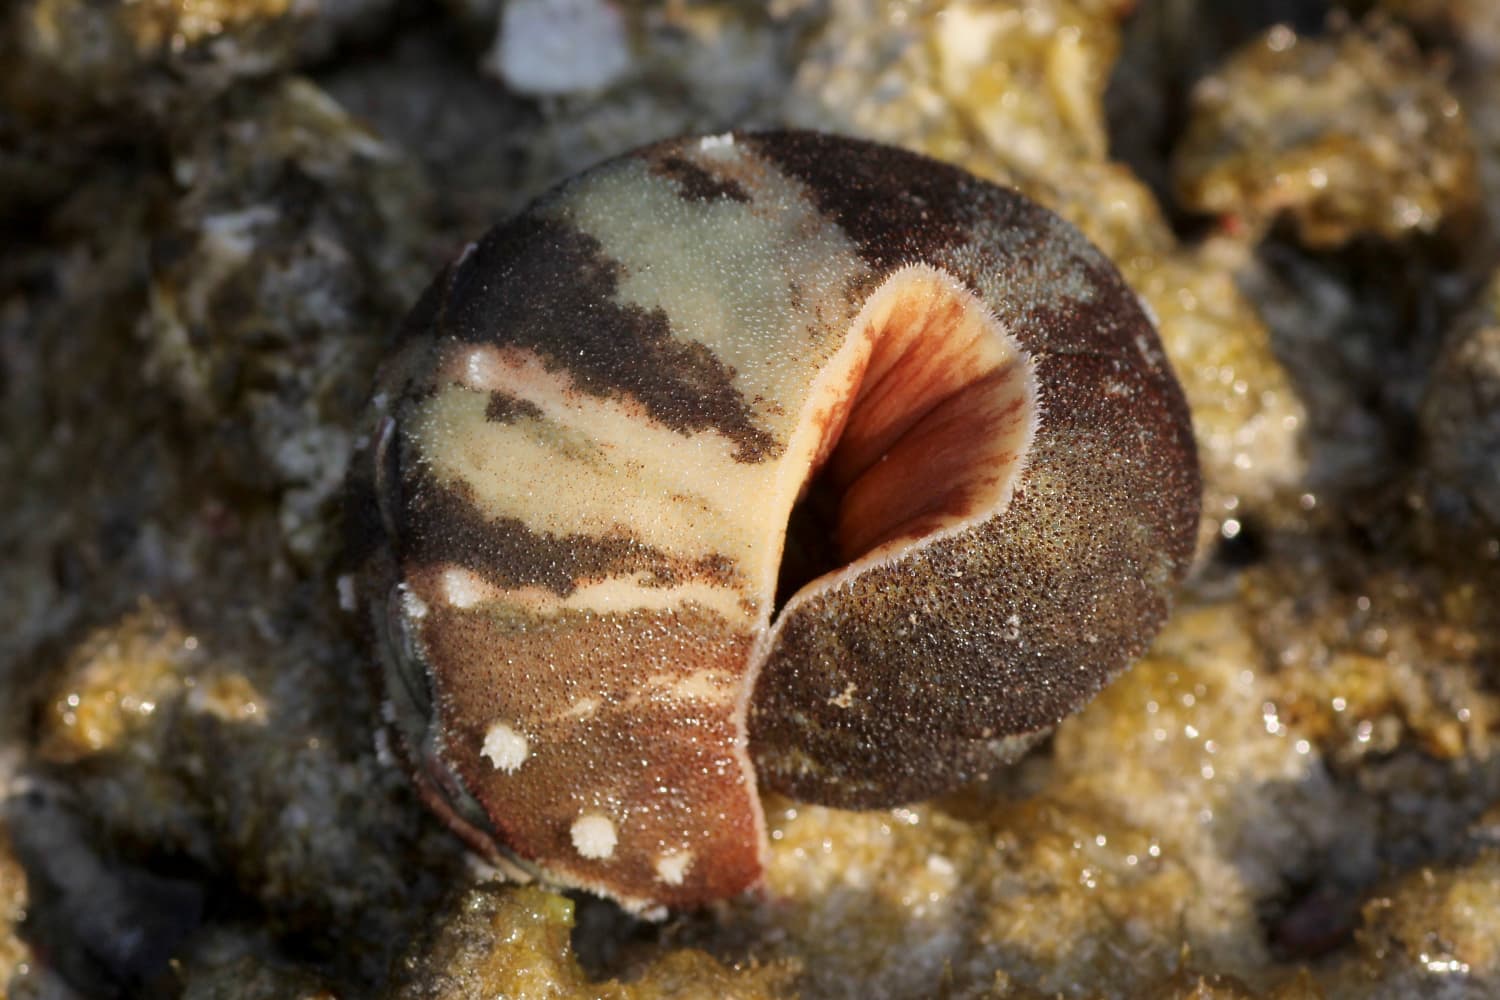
top-left (777, 264), bottom-right (1038, 607)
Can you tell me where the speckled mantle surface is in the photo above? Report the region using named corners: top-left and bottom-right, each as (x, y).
top-left (2, 1), bottom-right (1499, 998)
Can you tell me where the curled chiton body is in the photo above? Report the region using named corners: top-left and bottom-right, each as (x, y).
top-left (346, 131), bottom-right (1200, 913)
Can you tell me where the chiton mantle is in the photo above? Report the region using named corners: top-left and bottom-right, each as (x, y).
top-left (345, 130), bottom-right (1201, 914)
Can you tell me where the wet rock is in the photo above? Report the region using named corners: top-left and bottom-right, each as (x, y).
top-left (484, 0), bottom-right (633, 96)
top-left (3, 778), bottom-right (203, 998)
top-left (1321, 851), bottom-right (1500, 997)
top-left (1174, 21), bottom-right (1480, 247)
top-left (1422, 272), bottom-right (1500, 530)
top-left (5, 3), bottom-right (1500, 997)
top-left (0, 0), bottom-right (398, 124)
top-left (0, 821), bottom-right (33, 998)
top-left (390, 884), bottom-right (793, 999)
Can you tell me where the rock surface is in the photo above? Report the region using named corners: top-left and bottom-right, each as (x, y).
top-left (3, 2), bottom-right (1499, 998)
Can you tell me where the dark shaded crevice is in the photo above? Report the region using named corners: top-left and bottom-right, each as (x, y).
top-left (569, 892), bottom-right (660, 981)
top-left (774, 473), bottom-right (844, 616)
top-left (1244, 231), bottom-right (1480, 536)
top-left (1262, 878), bottom-right (1361, 962)
top-left (1250, 748), bottom-right (1500, 967)
top-left (1213, 513), bottom-right (1266, 570)
top-left (7, 775), bottom-right (206, 1000)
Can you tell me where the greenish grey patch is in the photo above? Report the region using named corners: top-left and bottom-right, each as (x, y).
top-left (519, 413), bottom-right (608, 468)
top-left (421, 385), bottom-right (607, 469)
top-left (554, 156), bottom-right (870, 447)
top-left (975, 222), bottom-right (1100, 310)
top-left (474, 603), bottom-right (554, 634)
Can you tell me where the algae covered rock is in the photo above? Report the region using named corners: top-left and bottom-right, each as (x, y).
top-left (391, 885), bottom-right (792, 1000)
top-left (4, 2), bottom-right (1500, 998)
top-left (0, 0), bottom-right (398, 123)
top-left (1174, 21), bottom-right (1480, 246)
top-left (1422, 271), bottom-right (1500, 530)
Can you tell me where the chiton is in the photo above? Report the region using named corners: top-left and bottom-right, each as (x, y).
top-left (346, 130), bottom-right (1200, 914)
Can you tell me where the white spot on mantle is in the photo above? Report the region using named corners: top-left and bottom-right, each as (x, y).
top-left (571, 813), bottom-right (618, 859)
top-left (442, 567), bottom-right (485, 609)
top-left (655, 850), bottom-right (693, 886)
top-left (562, 697), bottom-right (600, 719)
top-left (480, 722), bottom-right (529, 773)
top-left (829, 682), bottom-right (857, 709)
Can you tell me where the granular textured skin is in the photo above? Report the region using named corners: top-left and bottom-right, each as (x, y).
top-left (346, 130), bottom-right (1200, 912)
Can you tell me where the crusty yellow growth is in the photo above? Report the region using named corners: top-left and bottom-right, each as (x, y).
top-left (1174, 23), bottom-right (1479, 246)
top-left (388, 884), bottom-right (795, 999)
top-left (37, 603), bottom-right (270, 767)
top-left (0, 829), bottom-right (30, 996)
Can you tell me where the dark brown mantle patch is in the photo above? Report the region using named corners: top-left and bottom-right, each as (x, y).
top-left (648, 153), bottom-right (753, 204)
top-left (440, 214), bottom-right (779, 464)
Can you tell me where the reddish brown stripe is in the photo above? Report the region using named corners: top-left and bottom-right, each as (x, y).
top-left (427, 605), bottom-right (762, 906)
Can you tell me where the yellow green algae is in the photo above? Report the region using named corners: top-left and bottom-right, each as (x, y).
top-left (1173, 20), bottom-right (1479, 247)
top-left (0, 829), bottom-right (31, 995)
top-left (390, 886), bottom-right (793, 1000)
top-left (1316, 850), bottom-right (1500, 996)
top-left (786, 0), bottom-right (1131, 179)
top-left (4, 2), bottom-right (1500, 998)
